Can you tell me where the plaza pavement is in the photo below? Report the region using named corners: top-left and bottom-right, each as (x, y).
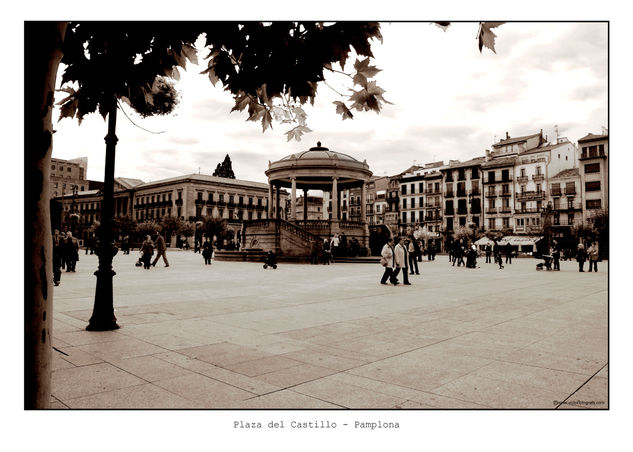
top-left (49, 250), bottom-right (608, 409)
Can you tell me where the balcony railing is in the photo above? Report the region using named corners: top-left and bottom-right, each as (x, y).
top-left (498, 207), bottom-right (512, 214)
top-left (471, 189), bottom-right (480, 196)
top-left (551, 190), bottom-right (562, 197)
top-left (456, 191), bottom-right (467, 197)
top-left (444, 191), bottom-right (454, 198)
top-left (516, 176), bottom-right (529, 183)
top-left (485, 191), bottom-right (497, 198)
top-left (565, 189), bottom-right (576, 195)
top-left (486, 208), bottom-right (498, 214)
top-left (552, 202), bottom-right (582, 211)
top-left (516, 191), bottom-right (546, 201)
top-left (532, 174), bottom-right (545, 181)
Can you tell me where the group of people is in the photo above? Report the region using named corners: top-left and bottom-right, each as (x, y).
top-left (575, 241), bottom-right (600, 272)
top-left (52, 230), bottom-right (80, 286)
top-left (139, 233), bottom-right (169, 269)
top-left (379, 236), bottom-right (421, 286)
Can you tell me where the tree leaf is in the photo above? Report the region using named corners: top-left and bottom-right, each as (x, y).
top-left (478, 22), bottom-right (505, 53)
top-left (285, 125), bottom-right (313, 142)
top-left (333, 100), bottom-right (354, 120)
top-left (180, 43), bottom-right (199, 65)
top-left (261, 109), bottom-right (273, 132)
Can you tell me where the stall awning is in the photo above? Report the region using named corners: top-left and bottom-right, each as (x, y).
top-left (498, 236), bottom-right (543, 246)
top-left (475, 237), bottom-right (495, 246)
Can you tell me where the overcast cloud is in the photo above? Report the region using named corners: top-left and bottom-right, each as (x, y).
top-left (50, 21), bottom-right (608, 185)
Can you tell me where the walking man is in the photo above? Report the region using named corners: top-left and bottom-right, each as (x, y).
top-left (485, 244), bottom-right (492, 263)
top-left (397, 238), bottom-right (411, 285)
top-left (151, 232), bottom-right (169, 267)
top-left (64, 231), bottom-right (79, 272)
top-left (576, 243), bottom-right (588, 272)
top-left (493, 240), bottom-right (504, 269)
top-left (408, 236), bottom-right (419, 275)
top-left (380, 238), bottom-right (395, 285)
top-left (552, 240), bottom-right (561, 271)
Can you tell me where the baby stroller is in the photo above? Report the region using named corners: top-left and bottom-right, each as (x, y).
top-left (536, 254), bottom-right (553, 271)
top-left (263, 251), bottom-right (278, 269)
top-left (135, 257), bottom-right (143, 267)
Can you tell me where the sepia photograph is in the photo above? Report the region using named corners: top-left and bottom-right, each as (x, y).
top-left (17, 4), bottom-right (627, 450)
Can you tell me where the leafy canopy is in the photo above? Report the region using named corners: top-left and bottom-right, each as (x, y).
top-left (56, 21), bottom-right (387, 141)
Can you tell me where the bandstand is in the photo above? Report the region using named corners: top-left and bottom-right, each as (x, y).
top-left (243, 142), bottom-right (373, 258)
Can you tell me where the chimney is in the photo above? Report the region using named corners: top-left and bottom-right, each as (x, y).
top-left (485, 149), bottom-right (491, 161)
top-left (505, 131), bottom-right (510, 139)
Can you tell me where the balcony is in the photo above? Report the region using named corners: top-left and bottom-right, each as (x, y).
top-left (470, 189), bottom-right (480, 196)
top-left (516, 176), bottom-right (528, 183)
top-left (498, 207), bottom-right (512, 214)
top-left (515, 191), bottom-right (546, 201)
top-left (484, 177), bottom-right (496, 184)
top-left (532, 174), bottom-right (545, 182)
top-left (485, 191), bottom-right (497, 198)
top-left (175, 199), bottom-right (183, 206)
top-left (516, 207), bottom-right (543, 214)
top-left (456, 191), bottom-right (467, 197)
top-left (552, 202), bottom-right (582, 211)
top-left (565, 189), bottom-right (576, 196)
top-left (551, 190), bottom-right (562, 197)
top-left (444, 191), bottom-right (454, 198)
top-left (499, 191), bottom-right (511, 197)
top-left (486, 208), bottom-right (498, 214)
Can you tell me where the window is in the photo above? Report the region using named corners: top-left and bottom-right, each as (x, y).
top-left (567, 214), bottom-right (574, 225)
top-left (402, 212), bottom-right (407, 224)
top-left (488, 171), bottom-right (495, 183)
top-left (585, 163), bottom-right (601, 173)
top-left (502, 184), bottom-right (510, 194)
top-left (67, 167), bottom-right (71, 172)
top-left (536, 166), bottom-right (542, 175)
top-left (401, 185), bottom-right (407, 195)
top-left (411, 212), bottom-right (416, 223)
top-left (551, 183), bottom-right (561, 195)
top-left (411, 198), bottom-right (415, 209)
top-left (488, 218), bottom-right (495, 230)
top-left (502, 169), bottom-right (510, 181)
top-left (520, 168), bottom-right (526, 177)
top-left (553, 213), bottom-right (560, 225)
top-left (586, 199), bottom-right (601, 210)
top-left (472, 167), bottom-right (479, 179)
top-left (536, 184), bottom-right (542, 194)
top-left (585, 181), bottom-right (601, 192)
top-left (419, 183), bottom-right (424, 193)
top-left (402, 199), bottom-right (407, 209)
top-left (410, 184), bottom-right (415, 194)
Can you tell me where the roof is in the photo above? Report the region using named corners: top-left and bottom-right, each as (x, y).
top-left (578, 133), bottom-right (608, 143)
top-left (519, 141), bottom-right (569, 156)
top-left (135, 174), bottom-right (269, 190)
top-left (551, 168), bottom-right (579, 179)
top-left (279, 143), bottom-right (360, 163)
top-left (480, 155), bottom-right (516, 169)
top-left (442, 156), bottom-right (486, 170)
top-left (492, 132), bottom-right (542, 148)
top-left (115, 177), bottom-right (145, 189)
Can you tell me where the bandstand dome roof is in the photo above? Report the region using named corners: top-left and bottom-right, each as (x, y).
top-left (266, 142), bottom-right (372, 190)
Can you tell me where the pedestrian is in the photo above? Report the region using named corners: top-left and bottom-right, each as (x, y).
top-left (505, 244), bottom-right (513, 264)
top-left (588, 241), bottom-right (599, 272)
top-left (552, 240), bottom-right (561, 271)
top-left (576, 243), bottom-right (588, 272)
top-left (429, 242), bottom-right (436, 260)
top-left (323, 238), bottom-right (332, 265)
top-left (52, 229), bottom-right (63, 286)
top-left (493, 240), bottom-right (504, 269)
top-left (466, 244), bottom-right (478, 268)
top-left (122, 235), bottom-right (130, 254)
top-left (380, 237), bottom-right (395, 285)
top-left (455, 240), bottom-right (465, 267)
top-left (447, 239), bottom-right (453, 263)
top-left (140, 235), bottom-right (154, 269)
top-left (202, 236), bottom-right (213, 265)
top-left (330, 233), bottom-right (340, 260)
top-left (151, 232), bottom-right (169, 267)
top-left (485, 244), bottom-right (492, 263)
top-left (396, 237), bottom-right (411, 285)
top-left (408, 236), bottom-right (419, 275)
top-left (64, 231), bottom-right (79, 272)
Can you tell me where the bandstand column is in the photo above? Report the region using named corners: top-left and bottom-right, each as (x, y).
top-left (331, 177), bottom-right (338, 220)
top-left (361, 181), bottom-right (367, 223)
top-left (303, 189), bottom-right (308, 221)
top-left (275, 183), bottom-right (281, 219)
top-left (268, 182), bottom-right (273, 219)
top-left (290, 177), bottom-right (296, 221)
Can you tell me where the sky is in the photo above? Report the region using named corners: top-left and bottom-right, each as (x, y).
top-left (49, 21), bottom-right (608, 185)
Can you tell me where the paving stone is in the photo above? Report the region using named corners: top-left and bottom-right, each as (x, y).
top-left (63, 383), bottom-right (198, 409)
top-left (51, 363), bottom-right (144, 401)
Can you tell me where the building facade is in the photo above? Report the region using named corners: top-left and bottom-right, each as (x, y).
top-left (578, 132), bottom-right (608, 225)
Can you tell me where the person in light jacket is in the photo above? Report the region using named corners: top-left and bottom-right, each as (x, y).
top-left (587, 241), bottom-right (599, 272)
top-left (151, 233), bottom-right (169, 267)
top-left (380, 238), bottom-right (395, 285)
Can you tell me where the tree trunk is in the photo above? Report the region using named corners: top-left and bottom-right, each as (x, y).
top-left (24, 21), bottom-right (67, 409)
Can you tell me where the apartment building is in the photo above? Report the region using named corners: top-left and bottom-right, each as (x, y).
top-left (578, 132), bottom-right (608, 225)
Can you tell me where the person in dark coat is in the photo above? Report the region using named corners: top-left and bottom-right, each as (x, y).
top-left (485, 244), bottom-right (492, 263)
top-left (493, 241), bottom-right (504, 269)
top-left (408, 236), bottom-right (419, 275)
top-left (140, 235), bottom-right (154, 269)
top-left (551, 240), bottom-right (561, 271)
top-left (202, 237), bottom-right (213, 265)
top-left (576, 243), bottom-right (588, 272)
top-left (64, 231), bottom-right (79, 272)
top-left (505, 244), bottom-right (513, 264)
top-left (151, 233), bottom-right (169, 267)
top-left (52, 229), bottom-right (63, 286)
